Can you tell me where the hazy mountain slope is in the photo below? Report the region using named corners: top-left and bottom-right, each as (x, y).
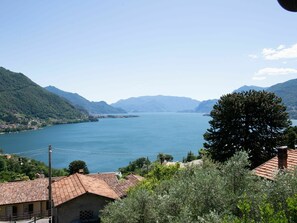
top-left (0, 67), bottom-right (88, 132)
top-left (195, 80), bottom-right (297, 119)
top-left (45, 86), bottom-right (126, 114)
top-left (233, 85), bottom-right (266, 93)
top-left (195, 99), bottom-right (218, 113)
top-left (111, 95), bottom-right (200, 112)
top-left (267, 79), bottom-right (297, 119)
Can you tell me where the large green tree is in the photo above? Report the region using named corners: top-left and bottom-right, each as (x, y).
top-left (204, 90), bottom-right (290, 168)
top-left (68, 160), bottom-right (89, 174)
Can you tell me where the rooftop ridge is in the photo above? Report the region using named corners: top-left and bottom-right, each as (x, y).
top-left (75, 173), bottom-right (88, 193)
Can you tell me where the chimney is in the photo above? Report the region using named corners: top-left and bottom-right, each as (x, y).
top-left (278, 146), bottom-right (288, 170)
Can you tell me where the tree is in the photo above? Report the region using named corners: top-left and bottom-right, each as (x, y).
top-left (285, 126), bottom-right (297, 149)
top-left (68, 160), bottom-right (89, 174)
top-left (204, 90), bottom-right (290, 168)
top-left (182, 151), bottom-right (197, 163)
top-left (119, 157), bottom-right (151, 176)
top-left (157, 153), bottom-right (173, 164)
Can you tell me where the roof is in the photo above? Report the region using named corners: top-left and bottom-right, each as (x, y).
top-left (52, 173), bottom-right (120, 206)
top-left (0, 172), bottom-right (143, 207)
top-left (253, 149), bottom-right (297, 180)
top-left (0, 178), bottom-right (48, 206)
top-left (115, 175), bottom-right (144, 197)
top-left (89, 173), bottom-right (144, 197)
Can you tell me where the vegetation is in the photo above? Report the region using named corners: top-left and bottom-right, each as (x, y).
top-left (157, 153), bottom-right (173, 164)
top-left (284, 126), bottom-right (297, 149)
top-left (68, 160), bottom-right (89, 174)
top-left (101, 152), bottom-right (297, 223)
top-left (0, 150), bottom-right (67, 182)
top-left (204, 90), bottom-right (290, 168)
top-left (119, 157), bottom-right (151, 176)
top-left (182, 151), bottom-right (199, 163)
top-left (0, 67), bottom-right (90, 132)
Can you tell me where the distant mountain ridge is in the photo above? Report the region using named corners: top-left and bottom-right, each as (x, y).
top-left (194, 80), bottom-right (297, 119)
top-left (0, 67), bottom-right (88, 132)
top-left (267, 79), bottom-right (297, 119)
top-left (45, 86), bottom-right (126, 115)
top-left (195, 99), bottom-right (218, 113)
top-left (233, 85), bottom-right (266, 93)
top-left (111, 95), bottom-right (200, 112)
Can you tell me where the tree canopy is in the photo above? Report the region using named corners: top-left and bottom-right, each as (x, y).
top-left (68, 160), bottom-right (89, 174)
top-left (101, 152), bottom-right (297, 223)
top-left (157, 153), bottom-right (173, 164)
top-left (0, 152), bottom-right (67, 182)
top-left (204, 90), bottom-right (291, 168)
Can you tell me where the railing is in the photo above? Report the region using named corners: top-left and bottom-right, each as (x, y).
top-left (0, 211), bottom-right (49, 222)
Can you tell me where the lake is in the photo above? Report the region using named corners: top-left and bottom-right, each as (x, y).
top-left (0, 113), bottom-right (210, 172)
top-left (0, 113), bottom-right (296, 172)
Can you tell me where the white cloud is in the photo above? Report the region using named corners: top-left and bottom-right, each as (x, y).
top-left (277, 44), bottom-right (285, 50)
top-left (262, 43), bottom-right (297, 60)
top-left (253, 67), bottom-right (297, 81)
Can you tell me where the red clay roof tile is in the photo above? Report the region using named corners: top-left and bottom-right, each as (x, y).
top-left (253, 149), bottom-right (297, 180)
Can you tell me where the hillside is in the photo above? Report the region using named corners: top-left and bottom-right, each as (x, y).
top-left (195, 99), bottom-right (218, 113)
top-left (267, 79), bottom-right (297, 119)
top-left (233, 85), bottom-right (266, 93)
top-left (111, 95), bottom-right (200, 112)
top-left (194, 80), bottom-right (297, 119)
top-left (0, 67), bottom-right (89, 132)
top-left (45, 86), bottom-right (126, 114)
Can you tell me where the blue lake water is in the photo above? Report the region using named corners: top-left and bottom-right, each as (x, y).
top-left (0, 113), bottom-right (210, 172)
top-left (0, 114), bottom-right (296, 173)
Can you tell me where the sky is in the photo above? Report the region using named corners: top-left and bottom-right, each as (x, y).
top-left (1, 1), bottom-right (297, 104)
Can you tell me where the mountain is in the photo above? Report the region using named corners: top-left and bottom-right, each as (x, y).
top-left (111, 96), bottom-right (200, 112)
top-left (195, 99), bottom-right (218, 113)
top-left (0, 67), bottom-right (88, 132)
top-left (45, 86), bottom-right (126, 115)
top-left (194, 79), bottom-right (297, 119)
top-left (233, 85), bottom-right (266, 93)
top-left (267, 79), bottom-right (297, 119)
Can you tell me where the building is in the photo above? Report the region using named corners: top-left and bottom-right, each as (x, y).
top-left (0, 173), bottom-right (143, 222)
top-left (254, 146), bottom-right (297, 180)
top-left (0, 178), bottom-right (49, 221)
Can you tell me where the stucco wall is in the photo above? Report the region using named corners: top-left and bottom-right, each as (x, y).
top-left (54, 194), bottom-right (113, 223)
top-left (0, 201), bottom-right (48, 221)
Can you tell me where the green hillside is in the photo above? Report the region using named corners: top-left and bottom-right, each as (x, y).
top-left (0, 67), bottom-right (89, 132)
top-left (267, 79), bottom-right (297, 119)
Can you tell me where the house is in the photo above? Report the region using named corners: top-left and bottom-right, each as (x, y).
top-left (0, 172), bottom-right (142, 222)
top-left (254, 146), bottom-right (297, 180)
top-left (52, 172), bottom-right (143, 223)
top-left (0, 178), bottom-right (49, 221)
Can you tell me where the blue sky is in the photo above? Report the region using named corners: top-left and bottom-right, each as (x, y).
top-left (1, 1), bottom-right (297, 103)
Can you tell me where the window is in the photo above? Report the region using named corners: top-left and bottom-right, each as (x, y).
top-left (12, 206), bottom-right (17, 216)
top-left (24, 203), bottom-right (33, 214)
top-left (80, 210), bottom-right (94, 221)
top-left (28, 204), bottom-right (33, 214)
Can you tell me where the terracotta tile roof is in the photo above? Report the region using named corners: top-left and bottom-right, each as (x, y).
top-left (0, 173), bottom-right (143, 207)
top-left (115, 175), bottom-right (144, 197)
top-left (52, 173), bottom-right (120, 207)
top-left (88, 173), bottom-right (144, 197)
top-left (88, 173), bottom-right (119, 186)
top-left (0, 178), bottom-right (48, 206)
top-left (253, 149), bottom-right (297, 180)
